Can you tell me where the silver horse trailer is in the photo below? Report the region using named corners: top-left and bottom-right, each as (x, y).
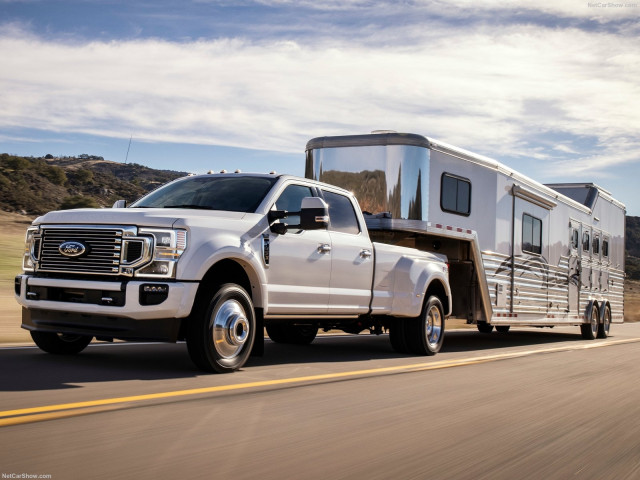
top-left (305, 132), bottom-right (625, 339)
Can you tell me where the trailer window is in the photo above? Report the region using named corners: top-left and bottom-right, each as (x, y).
top-left (441, 173), bottom-right (471, 216)
top-left (603, 239), bottom-right (609, 258)
top-left (522, 214), bottom-right (542, 255)
top-left (582, 232), bottom-right (590, 253)
top-left (593, 236), bottom-right (600, 255)
top-left (570, 229), bottom-right (579, 250)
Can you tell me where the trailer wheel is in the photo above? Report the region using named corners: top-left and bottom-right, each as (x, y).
top-left (580, 303), bottom-right (599, 340)
top-left (186, 283), bottom-right (255, 373)
top-left (477, 322), bottom-right (494, 334)
top-left (496, 326), bottom-right (511, 333)
top-left (389, 318), bottom-right (409, 354)
top-left (597, 305), bottom-right (611, 339)
top-left (30, 331), bottom-right (92, 355)
top-left (266, 324), bottom-right (318, 344)
top-left (406, 296), bottom-right (445, 356)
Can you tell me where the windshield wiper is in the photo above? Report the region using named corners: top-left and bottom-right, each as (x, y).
top-left (164, 204), bottom-right (215, 210)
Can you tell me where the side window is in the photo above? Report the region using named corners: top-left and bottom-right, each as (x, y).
top-left (441, 173), bottom-right (471, 216)
top-left (592, 235), bottom-right (600, 255)
top-left (602, 238), bottom-right (609, 258)
top-left (570, 228), bottom-right (579, 251)
top-left (273, 184), bottom-right (313, 228)
top-left (323, 191), bottom-right (360, 235)
top-left (582, 232), bottom-right (590, 253)
top-left (522, 213), bottom-right (542, 255)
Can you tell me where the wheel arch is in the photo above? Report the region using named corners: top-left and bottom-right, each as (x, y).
top-left (424, 278), bottom-right (451, 317)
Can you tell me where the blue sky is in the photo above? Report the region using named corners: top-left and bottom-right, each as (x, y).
top-left (1, 0), bottom-right (640, 214)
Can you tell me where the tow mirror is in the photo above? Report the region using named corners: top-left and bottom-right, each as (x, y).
top-left (300, 197), bottom-right (329, 230)
top-left (112, 199), bottom-right (126, 208)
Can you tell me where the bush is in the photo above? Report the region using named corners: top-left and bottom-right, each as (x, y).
top-left (60, 195), bottom-right (99, 210)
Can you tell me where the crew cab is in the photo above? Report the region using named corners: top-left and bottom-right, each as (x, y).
top-left (16, 173), bottom-right (451, 373)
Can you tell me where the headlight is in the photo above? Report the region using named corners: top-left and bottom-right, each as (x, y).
top-left (22, 227), bottom-right (40, 272)
top-left (134, 229), bottom-right (187, 278)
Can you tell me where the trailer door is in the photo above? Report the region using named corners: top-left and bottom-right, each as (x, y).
top-left (580, 226), bottom-right (593, 295)
top-left (568, 222), bottom-right (580, 314)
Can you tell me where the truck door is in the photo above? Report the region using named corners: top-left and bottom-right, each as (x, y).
top-left (568, 222), bottom-right (580, 314)
top-left (321, 189), bottom-right (374, 315)
top-left (266, 183), bottom-right (331, 315)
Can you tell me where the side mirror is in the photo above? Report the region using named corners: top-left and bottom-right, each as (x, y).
top-left (300, 197), bottom-right (329, 230)
top-left (112, 199), bottom-right (126, 208)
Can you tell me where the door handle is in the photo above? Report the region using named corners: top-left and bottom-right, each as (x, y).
top-left (360, 249), bottom-right (372, 258)
top-left (317, 243), bottom-right (332, 254)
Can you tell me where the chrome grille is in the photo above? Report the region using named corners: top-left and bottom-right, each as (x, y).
top-left (39, 227), bottom-right (123, 275)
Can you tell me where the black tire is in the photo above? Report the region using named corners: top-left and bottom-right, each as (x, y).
top-left (597, 305), bottom-right (611, 339)
top-left (580, 303), bottom-right (599, 340)
top-left (405, 296), bottom-right (445, 356)
top-left (389, 318), bottom-right (409, 354)
top-left (266, 324), bottom-right (318, 345)
top-left (30, 331), bottom-right (92, 355)
top-left (477, 322), bottom-right (494, 334)
top-left (186, 283), bottom-right (256, 373)
top-left (496, 325), bottom-right (511, 333)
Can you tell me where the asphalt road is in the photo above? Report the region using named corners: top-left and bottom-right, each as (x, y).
top-left (2, 323), bottom-right (640, 480)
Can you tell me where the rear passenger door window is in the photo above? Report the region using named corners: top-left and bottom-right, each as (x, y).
top-left (322, 190), bottom-right (360, 235)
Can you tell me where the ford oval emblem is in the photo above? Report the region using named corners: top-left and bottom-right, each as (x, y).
top-left (59, 241), bottom-right (87, 257)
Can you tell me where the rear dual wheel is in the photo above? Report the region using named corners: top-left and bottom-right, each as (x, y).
top-left (389, 296), bottom-right (445, 356)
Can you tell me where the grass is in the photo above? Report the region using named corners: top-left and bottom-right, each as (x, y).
top-left (0, 211), bottom-right (637, 344)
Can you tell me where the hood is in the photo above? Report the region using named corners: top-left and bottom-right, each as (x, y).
top-left (34, 207), bottom-right (249, 229)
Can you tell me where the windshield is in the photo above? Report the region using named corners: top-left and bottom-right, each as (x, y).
top-left (130, 175), bottom-right (277, 212)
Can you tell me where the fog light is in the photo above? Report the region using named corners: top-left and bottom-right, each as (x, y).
top-left (140, 284), bottom-right (169, 306)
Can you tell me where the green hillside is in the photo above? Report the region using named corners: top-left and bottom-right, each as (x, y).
top-left (0, 153), bottom-right (185, 215)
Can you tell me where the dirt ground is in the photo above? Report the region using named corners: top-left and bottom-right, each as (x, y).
top-left (0, 211), bottom-right (638, 344)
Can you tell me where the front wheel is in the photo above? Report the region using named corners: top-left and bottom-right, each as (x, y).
top-left (406, 296), bottom-right (445, 355)
top-left (187, 283), bottom-right (256, 373)
top-left (30, 331), bottom-right (92, 354)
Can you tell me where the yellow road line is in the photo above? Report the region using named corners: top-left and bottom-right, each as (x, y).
top-left (2, 337), bottom-right (639, 427)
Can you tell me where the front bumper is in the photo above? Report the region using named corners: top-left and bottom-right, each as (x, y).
top-left (15, 275), bottom-right (200, 341)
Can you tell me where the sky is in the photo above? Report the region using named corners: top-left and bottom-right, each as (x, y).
top-left (1, 0), bottom-right (640, 214)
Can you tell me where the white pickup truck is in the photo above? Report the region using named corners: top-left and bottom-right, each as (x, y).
top-left (15, 173), bottom-right (451, 372)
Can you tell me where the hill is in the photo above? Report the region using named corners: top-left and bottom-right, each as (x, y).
top-left (0, 153), bottom-right (186, 215)
top-left (2, 152), bottom-right (640, 279)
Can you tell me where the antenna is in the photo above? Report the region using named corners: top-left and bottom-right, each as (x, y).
top-left (125, 135), bottom-right (133, 164)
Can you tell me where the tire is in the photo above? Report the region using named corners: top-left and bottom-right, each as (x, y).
top-left (389, 318), bottom-right (409, 354)
top-left (266, 324), bottom-right (318, 345)
top-left (496, 325), bottom-right (511, 333)
top-left (580, 303), bottom-right (599, 340)
top-left (30, 331), bottom-right (92, 355)
top-left (186, 283), bottom-right (256, 373)
top-left (597, 305), bottom-right (611, 339)
top-left (405, 296), bottom-right (445, 356)
top-left (477, 322), bottom-right (494, 334)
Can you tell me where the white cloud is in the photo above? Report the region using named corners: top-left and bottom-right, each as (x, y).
top-left (0, 21), bottom-right (639, 180)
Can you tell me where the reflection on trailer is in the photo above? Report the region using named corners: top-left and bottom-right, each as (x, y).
top-left (305, 132), bottom-right (625, 339)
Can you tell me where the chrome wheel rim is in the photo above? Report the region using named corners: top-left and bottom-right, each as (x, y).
top-left (212, 299), bottom-right (250, 359)
top-left (426, 304), bottom-right (442, 347)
